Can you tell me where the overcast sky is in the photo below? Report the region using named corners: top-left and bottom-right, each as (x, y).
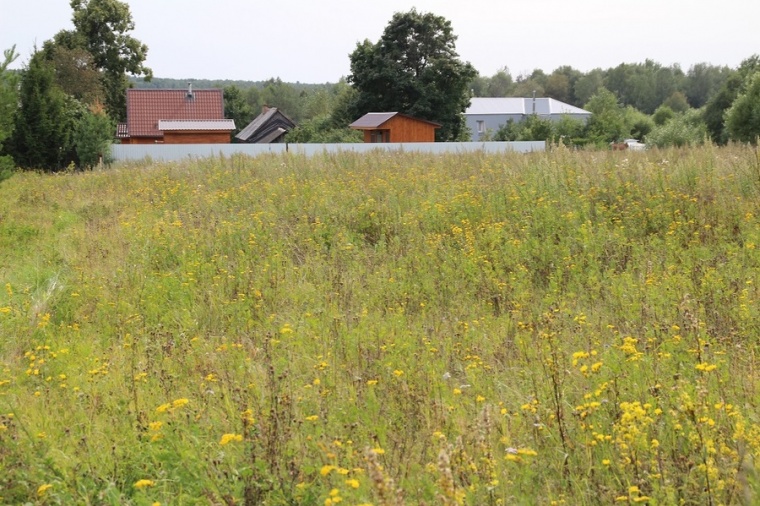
top-left (2, 0), bottom-right (759, 83)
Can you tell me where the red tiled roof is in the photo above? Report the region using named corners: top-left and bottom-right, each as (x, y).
top-left (126, 89), bottom-right (225, 138)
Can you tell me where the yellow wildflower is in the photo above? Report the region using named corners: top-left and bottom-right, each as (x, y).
top-left (219, 433), bottom-right (243, 445)
top-left (37, 484), bottom-right (53, 496)
top-left (134, 479), bottom-right (155, 489)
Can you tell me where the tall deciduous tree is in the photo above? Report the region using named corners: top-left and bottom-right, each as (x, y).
top-left (703, 55), bottom-right (759, 144)
top-left (347, 9), bottom-right (476, 141)
top-left (583, 87), bottom-right (629, 145)
top-left (725, 73), bottom-right (760, 144)
top-left (51, 0), bottom-right (152, 121)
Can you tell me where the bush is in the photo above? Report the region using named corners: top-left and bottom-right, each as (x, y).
top-left (646, 109), bottom-right (708, 147)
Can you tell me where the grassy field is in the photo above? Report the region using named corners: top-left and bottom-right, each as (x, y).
top-left (1, 146), bottom-right (760, 505)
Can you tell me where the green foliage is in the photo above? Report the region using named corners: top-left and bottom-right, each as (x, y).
top-left (259, 77), bottom-right (306, 123)
top-left (653, 105), bottom-right (676, 126)
top-left (725, 73), bottom-right (760, 144)
top-left (604, 60), bottom-right (684, 114)
top-left (645, 109), bottom-right (708, 147)
top-left (284, 115), bottom-right (362, 143)
top-left (625, 106), bottom-right (655, 141)
top-left (573, 68), bottom-right (604, 106)
top-left (0, 46), bottom-right (19, 150)
top-left (684, 63), bottom-right (732, 108)
top-left (471, 67), bottom-right (515, 98)
top-left (51, 0), bottom-right (153, 120)
top-left (493, 115), bottom-right (586, 145)
top-left (663, 91), bottom-right (690, 113)
top-left (583, 87), bottom-right (630, 144)
top-left (9, 53), bottom-right (79, 171)
top-left (43, 45), bottom-right (104, 105)
top-left (73, 110), bottom-right (114, 168)
top-left (703, 55), bottom-right (760, 144)
top-left (223, 85), bottom-right (254, 136)
top-left (348, 9), bottom-right (477, 141)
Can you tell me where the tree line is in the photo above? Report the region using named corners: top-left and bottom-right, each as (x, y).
top-left (1, 4), bottom-right (759, 175)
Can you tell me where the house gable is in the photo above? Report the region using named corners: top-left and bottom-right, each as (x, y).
top-left (120, 88), bottom-right (230, 143)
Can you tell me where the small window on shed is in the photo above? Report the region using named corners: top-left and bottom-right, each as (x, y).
top-left (477, 120), bottom-right (485, 133)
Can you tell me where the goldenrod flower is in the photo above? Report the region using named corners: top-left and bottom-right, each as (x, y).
top-left (171, 398), bottom-right (189, 409)
top-left (219, 433), bottom-right (243, 445)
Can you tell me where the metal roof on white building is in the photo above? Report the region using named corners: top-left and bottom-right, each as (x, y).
top-left (466, 97), bottom-right (591, 116)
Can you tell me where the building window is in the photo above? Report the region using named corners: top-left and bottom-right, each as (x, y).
top-left (371, 130), bottom-right (389, 143)
top-left (477, 120), bottom-right (485, 133)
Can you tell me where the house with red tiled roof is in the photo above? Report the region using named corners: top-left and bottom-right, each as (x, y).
top-left (117, 85), bottom-right (235, 144)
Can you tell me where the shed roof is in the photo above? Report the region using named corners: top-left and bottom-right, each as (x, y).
top-left (466, 97), bottom-right (591, 116)
top-left (126, 88), bottom-right (225, 138)
top-left (349, 112), bottom-right (441, 130)
top-left (235, 107), bottom-right (296, 143)
top-left (158, 119), bottom-right (235, 131)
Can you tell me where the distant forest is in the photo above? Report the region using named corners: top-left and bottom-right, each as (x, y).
top-left (130, 56), bottom-right (760, 147)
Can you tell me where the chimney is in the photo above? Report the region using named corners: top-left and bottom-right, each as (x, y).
top-left (187, 82), bottom-right (194, 100)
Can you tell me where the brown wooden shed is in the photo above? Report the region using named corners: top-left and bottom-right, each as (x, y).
top-left (349, 112), bottom-right (440, 143)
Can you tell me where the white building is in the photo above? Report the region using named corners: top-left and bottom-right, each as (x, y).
top-left (465, 97), bottom-right (592, 141)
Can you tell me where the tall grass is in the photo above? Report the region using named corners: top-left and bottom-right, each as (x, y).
top-left (1, 146), bottom-right (760, 505)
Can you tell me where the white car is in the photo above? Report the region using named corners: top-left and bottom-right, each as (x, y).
top-left (623, 138), bottom-right (646, 151)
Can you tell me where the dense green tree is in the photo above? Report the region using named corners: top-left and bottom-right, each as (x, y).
top-left (347, 9), bottom-right (477, 141)
top-left (0, 46), bottom-right (19, 178)
top-left (487, 68), bottom-right (514, 96)
top-left (653, 105), bottom-right (676, 126)
top-left (725, 73), bottom-right (760, 144)
top-left (46, 45), bottom-right (104, 105)
top-left (285, 115), bottom-right (362, 143)
top-left (684, 63), bottom-right (731, 108)
top-left (74, 107), bottom-right (114, 168)
top-left (223, 85), bottom-right (254, 136)
top-left (703, 73), bottom-right (743, 144)
top-left (662, 91), bottom-right (690, 113)
top-left (604, 60), bottom-right (684, 114)
top-left (546, 66), bottom-right (583, 105)
top-left (583, 88), bottom-right (630, 145)
top-left (10, 52), bottom-right (79, 170)
top-left (703, 55), bottom-right (759, 144)
top-left (47, 0), bottom-right (152, 121)
top-left (0, 48), bottom-right (19, 142)
top-left (574, 69), bottom-right (604, 106)
top-left (625, 106), bottom-right (654, 141)
top-left (646, 109), bottom-right (707, 147)
top-left (260, 78), bottom-right (305, 123)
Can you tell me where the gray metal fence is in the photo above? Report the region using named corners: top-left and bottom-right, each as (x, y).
top-left (110, 141), bottom-right (545, 163)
